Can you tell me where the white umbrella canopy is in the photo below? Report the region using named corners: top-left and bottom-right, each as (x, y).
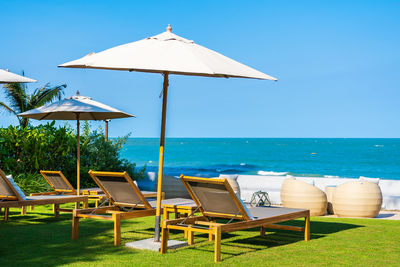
top-left (59, 25), bottom-right (277, 241)
top-left (18, 93), bottom-right (134, 120)
top-left (18, 92), bottom-right (135, 195)
top-left (59, 26), bottom-right (277, 80)
top-left (0, 68), bottom-right (37, 83)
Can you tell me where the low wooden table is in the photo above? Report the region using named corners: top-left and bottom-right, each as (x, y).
top-left (162, 199), bottom-right (197, 239)
top-left (79, 187), bottom-right (107, 207)
top-left (162, 200), bottom-right (197, 219)
top-left (80, 187), bottom-right (103, 195)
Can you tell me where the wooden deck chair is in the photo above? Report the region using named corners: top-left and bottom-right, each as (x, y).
top-left (72, 170), bottom-right (195, 246)
top-left (0, 169), bottom-right (88, 221)
top-left (33, 170), bottom-right (107, 210)
top-left (160, 175), bottom-right (311, 262)
top-left (37, 170), bottom-right (108, 197)
top-left (38, 170), bottom-right (159, 201)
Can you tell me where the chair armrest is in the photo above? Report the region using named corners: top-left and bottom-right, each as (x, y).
top-left (30, 191), bottom-right (58, 196)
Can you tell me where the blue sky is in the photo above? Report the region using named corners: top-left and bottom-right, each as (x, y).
top-left (1, 0), bottom-right (399, 138)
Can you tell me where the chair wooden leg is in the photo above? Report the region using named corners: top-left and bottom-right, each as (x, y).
top-left (72, 214), bottom-right (79, 240)
top-left (21, 206), bottom-right (27, 215)
top-left (83, 199), bottom-right (89, 209)
top-left (163, 208), bottom-right (168, 220)
top-left (260, 226), bottom-right (265, 236)
top-left (304, 215), bottom-right (310, 241)
top-left (4, 207), bottom-right (9, 221)
top-left (160, 223), bottom-right (169, 254)
top-left (188, 226), bottom-right (194, 245)
top-left (75, 202), bottom-right (80, 210)
top-left (183, 213), bottom-right (189, 238)
top-left (95, 199), bottom-right (99, 208)
top-left (113, 214), bottom-right (121, 246)
top-left (53, 204), bottom-right (60, 218)
top-left (209, 221), bottom-right (215, 241)
top-left (30, 205), bottom-right (34, 211)
top-left (214, 227), bottom-right (221, 262)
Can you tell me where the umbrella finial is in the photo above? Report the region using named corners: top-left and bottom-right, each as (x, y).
top-left (76, 90), bottom-right (80, 95)
top-left (166, 24), bottom-right (172, 32)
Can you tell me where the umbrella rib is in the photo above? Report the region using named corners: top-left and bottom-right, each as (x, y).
top-left (39, 113), bottom-right (52, 120)
top-left (90, 112), bottom-right (97, 120)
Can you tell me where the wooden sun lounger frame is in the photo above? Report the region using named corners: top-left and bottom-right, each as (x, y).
top-left (38, 170), bottom-right (77, 195)
top-left (160, 175), bottom-right (311, 262)
top-left (72, 170), bottom-right (165, 246)
top-left (32, 170), bottom-right (107, 208)
top-left (0, 170), bottom-right (88, 221)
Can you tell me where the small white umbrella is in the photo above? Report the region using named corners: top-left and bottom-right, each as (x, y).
top-left (59, 25), bottom-right (277, 241)
top-left (0, 69), bottom-right (37, 83)
top-left (18, 92), bottom-right (134, 194)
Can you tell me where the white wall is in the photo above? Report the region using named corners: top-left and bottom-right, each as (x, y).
top-left (235, 175), bottom-right (400, 210)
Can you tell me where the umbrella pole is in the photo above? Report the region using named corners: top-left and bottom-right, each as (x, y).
top-left (154, 72), bottom-right (169, 242)
top-left (76, 115), bottom-right (80, 196)
top-left (105, 119), bottom-right (109, 141)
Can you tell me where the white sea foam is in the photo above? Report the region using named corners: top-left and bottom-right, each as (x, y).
top-left (257, 170), bottom-right (288, 176)
top-left (359, 176), bottom-right (380, 180)
top-left (324, 175), bottom-right (340, 178)
top-left (240, 163), bottom-right (246, 166)
top-left (374, 145), bottom-right (384, 147)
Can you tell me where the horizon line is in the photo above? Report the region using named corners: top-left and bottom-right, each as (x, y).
top-left (109, 136), bottom-right (400, 139)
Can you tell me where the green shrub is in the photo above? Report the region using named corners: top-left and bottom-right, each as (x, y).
top-left (0, 122), bottom-right (144, 192)
top-left (0, 121), bottom-right (75, 174)
top-left (13, 173), bottom-right (52, 195)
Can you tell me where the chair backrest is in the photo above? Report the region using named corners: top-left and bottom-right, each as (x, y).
top-left (40, 170), bottom-right (76, 193)
top-left (0, 169), bottom-right (23, 201)
top-left (89, 170), bottom-right (152, 209)
top-left (180, 175), bottom-right (251, 221)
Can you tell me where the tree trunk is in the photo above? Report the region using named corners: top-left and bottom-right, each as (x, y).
top-left (22, 118), bottom-right (29, 128)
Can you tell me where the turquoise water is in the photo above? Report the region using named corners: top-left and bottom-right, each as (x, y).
top-left (120, 138), bottom-right (400, 180)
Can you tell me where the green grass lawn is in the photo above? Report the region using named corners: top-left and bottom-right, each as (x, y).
top-left (1, 205), bottom-right (399, 266)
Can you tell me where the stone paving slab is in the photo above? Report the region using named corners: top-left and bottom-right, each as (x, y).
top-left (125, 238), bottom-right (187, 252)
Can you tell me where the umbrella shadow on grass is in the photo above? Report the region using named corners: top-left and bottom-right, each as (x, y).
top-left (2, 210), bottom-right (73, 225)
top-left (218, 220), bottom-right (363, 261)
top-left (0, 214), bottom-right (142, 267)
top-left (238, 219), bottom-right (363, 235)
top-left (165, 220), bottom-right (364, 262)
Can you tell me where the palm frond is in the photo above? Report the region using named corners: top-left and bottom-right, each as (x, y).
top-left (2, 83), bottom-right (28, 113)
top-left (0, 101), bottom-right (18, 115)
top-left (29, 84), bottom-right (66, 109)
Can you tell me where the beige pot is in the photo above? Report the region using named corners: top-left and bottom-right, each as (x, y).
top-left (281, 178), bottom-right (327, 216)
top-left (333, 181), bottom-right (382, 218)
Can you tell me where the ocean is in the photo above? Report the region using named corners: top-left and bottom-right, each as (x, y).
top-left (120, 138), bottom-right (400, 182)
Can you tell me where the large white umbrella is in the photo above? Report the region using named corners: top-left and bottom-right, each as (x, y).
top-left (59, 25), bottom-right (277, 241)
top-left (18, 92), bottom-right (134, 194)
top-left (0, 68), bottom-right (37, 83)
